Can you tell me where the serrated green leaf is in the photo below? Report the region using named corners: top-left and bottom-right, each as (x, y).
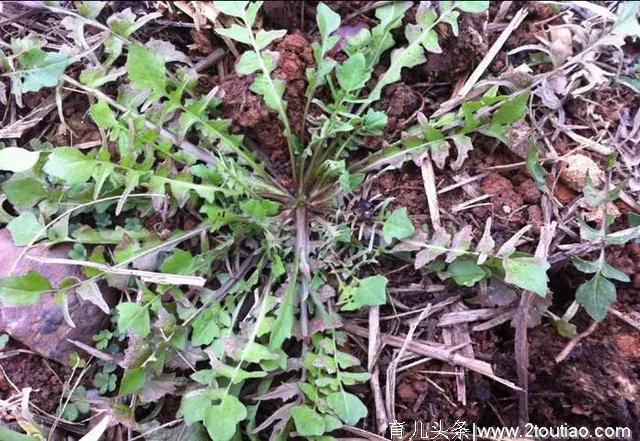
top-left (327, 391), bottom-right (367, 425)
top-left (7, 211), bottom-right (43, 246)
top-left (0, 147), bottom-right (40, 173)
top-left (126, 44), bottom-right (167, 100)
top-left (2, 178), bottom-right (45, 207)
top-left (119, 367), bottom-right (146, 395)
top-left (491, 92), bottom-right (529, 128)
top-left (116, 302), bottom-right (150, 337)
top-left (0, 271), bottom-right (51, 306)
top-left (255, 29), bottom-right (287, 50)
top-left (448, 259), bottom-right (486, 287)
top-left (571, 255), bottom-right (601, 274)
top-left (382, 208), bottom-right (415, 243)
top-left (203, 395), bottom-right (247, 441)
top-left (250, 74), bottom-right (286, 113)
top-left (44, 147), bottom-right (96, 184)
top-left (291, 405), bottom-right (326, 437)
top-left (503, 256), bottom-right (549, 297)
top-left (450, 134), bottom-right (473, 170)
top-left (269, 265), bottom-right (297, 350)
top-left (601, 261), bottom-right (630, 282)
top-left (240, 199), bottom-right (280, 221)
top-left (455, 1), bottom-right (490, 12)
top-left (576, 273), bottom-right (616, 322)
top-left (363, 109), bottom-right (387, 135)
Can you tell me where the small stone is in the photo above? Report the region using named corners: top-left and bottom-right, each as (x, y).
top-left (559, 154), bottom-right (604, 191)
top-left (0, 229), bottom-right (115, 365)
top-left (502, 205), bottom-right (512, 214)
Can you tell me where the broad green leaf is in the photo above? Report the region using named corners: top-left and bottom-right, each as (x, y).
top-left (491, 92), bottom-right (529, 127)
top-left (291, 405), bottom-right (325, 437)
top-left (160, 250), bottom-right (196, 275)
top-left (255, 29), bottom-right (287, 50)
top-left (455, 1), bottom-right (490, 12)
top-left (212, 1), bottom-right (248, 18)
top-left (576, 273), bottom-right (616, 322)
top-left (0, 147), bottom-right (40, 173)
top-left (215, 24), bottom-right (253, 45)
top-left (180, 389), bottom-right (214, 424)
top-left (382, 208), bottom-right (415, 244)
top-left (2, 178), bottom-right (45, 207)
top-left (77, 1), bottom-right (106, 19)
top-left (7, 211), bottom-right (43, 246)
top-left (440, 9), bottom-right (460, 35)
top-left (0, 271), bottom-right (51, 306)
top-left (44, 147), bottom-right (96, 185)
top-left (192, 309), bottom-right (220, 346)
top-left (236, 51), bottom-right (262, 75)
top-left (126, 44), bottom-right (167, 100)
top-left (613, 2), bottom-right (640, 37)
top-left (354, 275), bottom-right (387, 307)
top-left (89, 100), bottom-right (118, 129)
top-left (17, 49), bottom-right (69, 92)
top-left (240, 199), bottom-right (280, 221)
top-left (336, 53), bottom-right (370, 91)
top-left (116, 302), bottom-right (150, 337)
top-left (503, 256), bottom-right (549, 297)
top-left (119, 367), bottom-right (146, 395)
top-left (203, 395), bottom-right (247, 441)
top-left (600, 261), bottom-right (630, 282)
top-left (317, 2), bottom-right (341, 44)
top-left (327, 391), bottom-right (367, 426)
top-left (448, 259), bottom-right (486, 287)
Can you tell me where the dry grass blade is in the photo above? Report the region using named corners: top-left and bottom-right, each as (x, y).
top-left (420, 155), bottom-right (441, 230)
top-left (25, 255), bottom-right (206, 287)
top-left (457, 8), bottom-right (529, 99)
top-left (344, 323), bottom-right (521, 391)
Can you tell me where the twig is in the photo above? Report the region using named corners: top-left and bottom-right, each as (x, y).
top-left (555, 321), bottom-right (598, 363)
top-left (514, 219), bottom-right (556, 429)
top-left (368, 307), bottom-right (388, 434)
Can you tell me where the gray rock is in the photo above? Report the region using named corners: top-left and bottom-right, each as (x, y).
top-left (0, 229), bottom-right (115, 365)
